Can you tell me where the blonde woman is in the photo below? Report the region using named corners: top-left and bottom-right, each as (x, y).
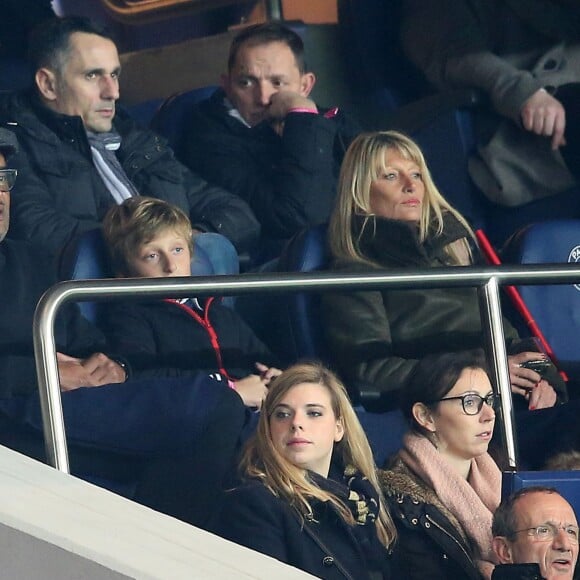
top-left (322, 130), bottom-right (565, 416)
top-left (212, 362), bottom-right (399, 579)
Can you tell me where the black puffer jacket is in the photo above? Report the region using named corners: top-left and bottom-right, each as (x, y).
top-left (0, 91), bottom-right (259, 255)
top-left (181, 89), bottom-right (360, 241)
top-left (381, 458), bottom-right (484, 580)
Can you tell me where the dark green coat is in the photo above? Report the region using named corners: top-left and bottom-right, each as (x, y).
top-left (322, 214), bottom-right (521, 410)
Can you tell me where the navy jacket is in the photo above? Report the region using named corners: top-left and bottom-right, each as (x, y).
top-left (381, 460), bottom-right (483, 580)
top-left (103, 297), bottom-right (276, 380)
top-left (181, 89), bottom-right (360, 242)
top-left (213, 480), bottom-right (395, 580)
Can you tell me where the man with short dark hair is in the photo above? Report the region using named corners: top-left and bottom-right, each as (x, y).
top-left (492, 486), bottom-right (579, 579)
top-left (181, 22), bottom-right (361, 258)
top-left (0, 16), bottom-right (259, 258)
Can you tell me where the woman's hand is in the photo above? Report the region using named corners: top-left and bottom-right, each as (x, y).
top-left (527, 379), bottom-right (557, 410)
top-left (507, 352), bottom-right (556, 410)
top-left (508, 352), bottom-right (544, 394)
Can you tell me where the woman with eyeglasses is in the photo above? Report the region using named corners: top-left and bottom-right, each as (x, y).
top-left (380, 350), bottom-right (501, 580)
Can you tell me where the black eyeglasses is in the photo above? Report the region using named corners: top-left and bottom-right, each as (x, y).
top-left (431, 392), bottom-right (499, 415)
top-left (512, 523), bottom-right (579, 543)
top-left (0, 169), bottom-right (17, 192)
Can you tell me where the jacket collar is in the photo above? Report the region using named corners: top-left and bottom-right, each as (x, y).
top-left (211, 88), bottom-right (310, 140)
top-left (353, 213), bottom-right (470, 268)
top-left (13, 91), bottom-right (135, 154)
top-left (30, 92), bottom-right (86, 142)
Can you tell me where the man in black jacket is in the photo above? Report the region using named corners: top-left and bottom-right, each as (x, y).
top-left (0, 127), bottom-right (247, 528)
top-left (0, 16), bottom-right (259, 258)
top-left (181, 22), bottom-right (361, 259)
top-left (492, 486), bottom-right (578, 580)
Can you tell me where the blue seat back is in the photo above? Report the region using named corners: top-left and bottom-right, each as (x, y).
top-left (125, 97), bottom-right (165, 127)
top-left (276, 224), bottom-right (330, 364)
top-left (501, 220), bottom-right (580, 378)
top-left (502, 471), bottom-right (580, 519)
top-left (150, 86), bottom-right (218, 154)
top-left (0, 58), bottom-right (32, 92)
top-left (408, 109), bottom-right (489, 230)
top-left (60, 228), bottom-right (231, 325)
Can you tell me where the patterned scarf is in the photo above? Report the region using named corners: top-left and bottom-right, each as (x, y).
top-left (308, 465), bottom-right (385, 571)
top-left (309, 465), bottom-right (380, 527)
top-left (399, 432), bottom-right (502, 579)
top-left (86, 130), bottom-right (140, 204)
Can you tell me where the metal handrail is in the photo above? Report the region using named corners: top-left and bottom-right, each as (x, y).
top-left (33, 263), bottom-right (580, 473)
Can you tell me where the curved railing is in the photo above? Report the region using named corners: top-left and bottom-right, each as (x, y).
top-left (33, 264), bottom-right (580, 473)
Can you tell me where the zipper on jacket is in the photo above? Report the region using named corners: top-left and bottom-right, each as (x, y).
top-left (424, 513), bottom-right (479, 576)
top-left (164, 297), bottom-right (232, 380)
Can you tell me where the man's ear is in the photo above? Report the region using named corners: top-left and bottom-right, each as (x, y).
top-left (412, 402), bottom-right (436, 432)
top-left (35, 68), bottom-right (58, 102)
top-left (492, 536), bottom-right (513, 564)
top-left (300, 72), bottom-right (316, 97)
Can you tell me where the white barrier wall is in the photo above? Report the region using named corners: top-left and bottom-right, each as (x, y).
top-left (0, 445), bottom-right (314, 579)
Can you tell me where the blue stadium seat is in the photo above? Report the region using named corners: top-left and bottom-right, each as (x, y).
top-left (501, 220), bottom-right (580, 380)
top-left (0, 57), bottom-right (32, 92)
top-left (276, 224), bottom-right (330, 365)
top-left (59, 228), bottom-right (237, 324)
top-left (150, 86), bottom-right (218, 154)
top-left (125, 97), bottom-right (165, 127)
top-left (502, 471), bottom-right (580, 519)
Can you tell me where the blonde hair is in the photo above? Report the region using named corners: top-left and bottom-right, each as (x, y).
top-left (240, 361), bottom-right (396, 548)
top-left (329, 130), bottom-right (475, 267)
top-left (103, 197), bottom-right (194, 275)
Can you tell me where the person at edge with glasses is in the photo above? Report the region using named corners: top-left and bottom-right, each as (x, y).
top-left (0, 129), bottom-right (18, 240)
top-left (492, 486), bottom-right (579, 580)
top-left (380, 350), bottom-right (502, 580)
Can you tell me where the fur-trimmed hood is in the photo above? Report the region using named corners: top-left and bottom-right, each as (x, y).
top-left (380, 457), bottom-right (469, 546)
